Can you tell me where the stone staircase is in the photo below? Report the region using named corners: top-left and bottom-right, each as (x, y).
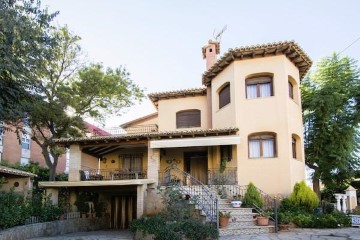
top-left (218, 198), bottom-right (275, 236)
top-left (181, 186), bottom-right (275, 236)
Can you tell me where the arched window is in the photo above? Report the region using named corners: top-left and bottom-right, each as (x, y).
top-left (291, 134), bottom-right (302, 160)
top-left (288, 81), bottom-right (294, 99)
top-left (218, 83), bottom-right (230, 109)
top-left (248, 133), bottom-right (276, 158)
top-left (176, 109), bottom-right (201, 128)
top-left (246, 75), bottom-right (273, 99)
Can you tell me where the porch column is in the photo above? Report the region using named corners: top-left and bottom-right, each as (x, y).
top-left (341, 195), bottom-right (347, 213)
top-left (136, 184), bottom-right (146, 218)
top-left (334, 194), bottom-right (342, 212)
top-left (147, 147), bottom-right (160, 185)
top-left (46, 188), bottom-right (59, 205)
top-left (69, 144), bottom-right (82, 181)
top-left (69, 191), bottom-right (78, 212)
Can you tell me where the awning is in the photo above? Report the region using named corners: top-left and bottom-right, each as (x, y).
top-left (150, 135), bottom-right (241, 148)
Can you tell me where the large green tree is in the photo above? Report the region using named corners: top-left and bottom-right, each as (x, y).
top-left (26, 27), bottom-right (144, 180)
top-left (302, 54), bottom-right (360, 197)
top-left (0, 0), bottom-right (57, 123)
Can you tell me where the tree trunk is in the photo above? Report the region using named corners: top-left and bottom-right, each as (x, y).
top-left (49, 165), bottom-right (56, 181)
top-left (312, 177), bottom-right (321, 200)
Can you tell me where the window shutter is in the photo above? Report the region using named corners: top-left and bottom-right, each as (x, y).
top-left (176, 110), bottom-right (201, 128)
top-left (219, 84), bottom-right (230, 108)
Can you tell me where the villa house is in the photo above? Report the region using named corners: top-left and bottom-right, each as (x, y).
top-left (39, 40), bottom-right (312, 230)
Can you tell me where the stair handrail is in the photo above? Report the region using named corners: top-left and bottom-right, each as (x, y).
top-left (163, 164), bottom-right (219, 227)
top-left (211, 184), bottom-right (278, 232)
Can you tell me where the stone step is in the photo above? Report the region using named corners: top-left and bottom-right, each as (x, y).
top-left (219, 225), bottom-right (275, 236)
top-left (228, 218), bottom-right (257, 227)
top-left (218, 207), bottom-right (253, 214)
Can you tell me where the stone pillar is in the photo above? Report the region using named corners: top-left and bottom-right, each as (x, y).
top-left (346, 186), bottom-right (357, 211)
top-left (334, 194), bottom-right (342, 212)
top-left (46, 188), bottom-right (59, 205)
top-left (136, 184), bottom-right (146, 219)
top-left (341, 195), bottom-right (347, 213)
top-left (147, 147), bottom-right (160, 185)
top-left (69, 144), bottom-right (82, 181)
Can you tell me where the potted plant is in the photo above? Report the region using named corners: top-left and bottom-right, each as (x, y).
top-left (219, 210), bottom-right (231, 228)
top-left (257, 210), bottom-right (271, 226)
top-left (231, 194), bottom-right (242, 208)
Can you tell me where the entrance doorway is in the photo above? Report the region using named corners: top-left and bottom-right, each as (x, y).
top-left (184, 151), bottom-right (208, 184)
top-left (110, 195), bottom-right (136, 229)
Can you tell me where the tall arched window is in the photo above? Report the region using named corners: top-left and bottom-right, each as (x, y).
top-left (218, 83), bottom-right (230, 109)
top-left (246, 75), bottom-right (273, 99)
top-left (176, 109), bottom-right (201, 128)
top-left (248, 133), bottom-right (277, 158)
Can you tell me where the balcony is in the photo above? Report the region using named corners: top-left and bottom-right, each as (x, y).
top-left (92, 124), bottom-right (158, 136)
top-left (79, 168), bottom-right (147, 181)
top-left (158, 168), bottom-right (237, 186)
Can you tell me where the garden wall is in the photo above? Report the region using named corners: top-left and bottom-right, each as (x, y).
top-left (0, 217), bottom-right (109, 240)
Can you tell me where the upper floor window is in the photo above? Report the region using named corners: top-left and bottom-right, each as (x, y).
top-left (218, 83), bottom-right (230, 109)
top-left (292, 136), bottom-right (297, 159)
top-left (288, 81), bottom-right (294, 99)
top-left (246, 76), bottom-right (273, 99)
top-left (21, 134), bottom-right (30, 150)
top-left (176, 109), bottom-right (201, 128)
top-left (248, 133), bottom-right (276, 158)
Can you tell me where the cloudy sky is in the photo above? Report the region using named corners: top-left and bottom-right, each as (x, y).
top-left (42, 0), bottom-right (360, 127)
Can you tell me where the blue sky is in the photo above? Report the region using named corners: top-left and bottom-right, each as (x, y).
top-left (42, 0), bottom-right (360, 127)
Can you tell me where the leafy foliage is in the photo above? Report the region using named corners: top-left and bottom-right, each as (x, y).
top-left (302, 54), bottom-right (360, 195)
top-left (289, 181), bottom-right (319, 211)
top-left (0, 0), bottom-right (57, 122)
top-left (0, 190), bottom-right (62, 230)
top-left (292, 212), bottom-right (351, 228)
top-left (242, 182), bottom-right (263, 208)
top-left (130, 186), bottom-right (218, 240)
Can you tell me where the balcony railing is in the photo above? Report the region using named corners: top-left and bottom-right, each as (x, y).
top-left (158, 168), bottom-right (237, 186)
top-left (92, 124), bottom-right (158, 136)
top-left (79, 168), bottom-right (147, 181)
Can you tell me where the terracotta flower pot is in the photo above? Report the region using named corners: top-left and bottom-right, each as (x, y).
top-left (257, 216), bottom-right (269, 226)
top-left (219, 216), bottom-right (230, 228)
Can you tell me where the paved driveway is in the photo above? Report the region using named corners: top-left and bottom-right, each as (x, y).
top-left (28, 228), bottom-right (360, 240)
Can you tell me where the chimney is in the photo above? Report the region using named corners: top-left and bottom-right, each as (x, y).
top-left (202, 40), bottom-right (220, 70)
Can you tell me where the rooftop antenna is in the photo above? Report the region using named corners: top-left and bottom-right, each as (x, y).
top-left (213, 25), bottom-right (227, 42)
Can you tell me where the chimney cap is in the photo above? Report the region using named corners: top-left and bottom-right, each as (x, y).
top-left (202, 40), bottom-right (220, 59)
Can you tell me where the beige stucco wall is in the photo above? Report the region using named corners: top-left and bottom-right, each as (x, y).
top-left (211, 63), bottom-right (236, 128)
top-left (210, 55), bottom-right (305, 195)
top-left (1, 177), bottom-right (32, 196)
top-left (157, 95), bottom-right (208, 131)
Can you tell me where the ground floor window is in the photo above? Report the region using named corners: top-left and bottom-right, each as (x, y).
top-left (248, 133), bottom-right (276, 158)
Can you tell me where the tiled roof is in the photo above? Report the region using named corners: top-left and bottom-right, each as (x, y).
top-left (54, 127), bottom-right (239, 145)
top-left (202, 40), bottom-right (312, 86)
top-left (148, 88), bottom-right (207, 106)
top-left (0, 166), bottom-right (37, 177)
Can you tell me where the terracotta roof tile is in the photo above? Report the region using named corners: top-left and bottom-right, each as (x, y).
top-left (0, 166), bottom-right (37, 177)
top-left (148, 87), bottom-right (207, 106)
top-left (54, 127), bottom-right (239, 145)
top-left (202, 40), bottom-right (312, 85)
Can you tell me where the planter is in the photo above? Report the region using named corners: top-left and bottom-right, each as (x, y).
top-left (257, 216), bottom-right (269, 226)
top-left (231, 200), bottom-right (242, 208)
top-left (219, 217), bottom-right (230, 228)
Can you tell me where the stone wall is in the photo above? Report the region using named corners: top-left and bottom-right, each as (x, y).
top-left (0, 217), bottom-right (109, 240)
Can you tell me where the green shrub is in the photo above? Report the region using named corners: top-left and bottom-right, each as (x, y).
top-left (292, 213), bottom-right (313, 227)
top-left (0, 191), bottom-right (31, 229)
top-left (181, 219), bottom-right (218, 240)
top-left (289, 181), bottom-right (319, 212)
top-left (242, 182), bottom-right (263, 208)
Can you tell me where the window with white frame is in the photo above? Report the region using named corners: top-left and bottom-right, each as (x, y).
top-left (21, 134), bottom-right (30, 150)
top-left (246, 76), bottom-right (273, 99)
top-left (248, 133), bottom-right (276, 158)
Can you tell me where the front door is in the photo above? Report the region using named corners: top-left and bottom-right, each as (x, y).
top-left (184, 151), bottom-right (208, 184)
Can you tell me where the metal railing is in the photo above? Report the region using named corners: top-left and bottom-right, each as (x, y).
top-left (159, 164), bottom-right (218, 227)
top-left (209, 184), bottom-right (278, 232)
top-left (92, 124), bottom-right (158, 136)
top-left (208, 168), bottom-right (237, 185)
top-left (80, 168), bottom-right (147, 181)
